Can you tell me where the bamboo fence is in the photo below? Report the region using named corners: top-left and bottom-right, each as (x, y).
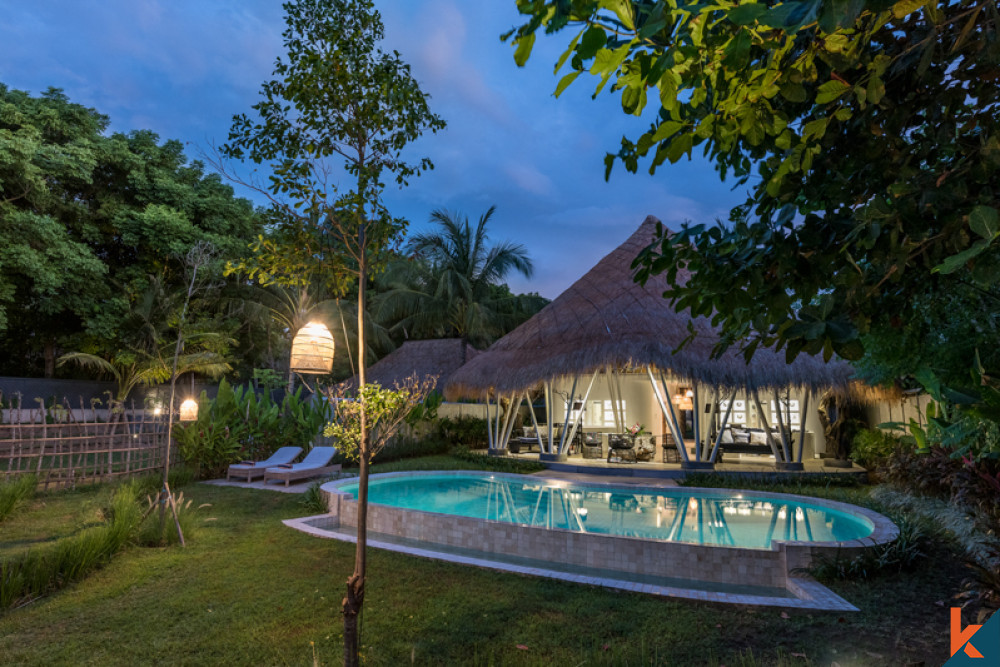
top-left (0, 394), bottom-right (179, 490)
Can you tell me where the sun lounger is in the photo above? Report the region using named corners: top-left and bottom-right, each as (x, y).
top-left (226, 446), bottom-right (303, 482)
top-left (263, 446), bottom-right (341, 487)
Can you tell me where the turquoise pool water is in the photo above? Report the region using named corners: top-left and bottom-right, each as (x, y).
top-left (336, 473), bottom-right (874, 549)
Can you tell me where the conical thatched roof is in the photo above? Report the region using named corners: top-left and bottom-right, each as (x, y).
top-left (341, 338), bottom-right (479, 393)
top-left (445, 216), bottom-right (853, 399)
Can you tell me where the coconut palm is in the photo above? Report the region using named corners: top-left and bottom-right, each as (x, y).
top-left (376, 206), bottom-right (544, 348)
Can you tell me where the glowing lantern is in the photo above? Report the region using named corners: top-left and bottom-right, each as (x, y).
top-left (673, 387), bottom-right (694, 411)
top-left (179, 398), bottom-right (199, 421)
top-left (290, 322), bottom-right (335, 374)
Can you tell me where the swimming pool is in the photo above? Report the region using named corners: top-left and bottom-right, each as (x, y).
top-left (321, 471), bottom-right (898, 592)
top-left (334, 473), bottom-right (873, 548)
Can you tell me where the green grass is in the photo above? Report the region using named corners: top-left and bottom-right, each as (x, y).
top-left (0, 456), bottom-right (965, 665)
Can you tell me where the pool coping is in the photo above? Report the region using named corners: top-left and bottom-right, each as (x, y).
top-left (284, 514), bottom-right (858, 611)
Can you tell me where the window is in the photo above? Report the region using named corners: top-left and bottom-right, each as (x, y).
top-left (770, 399), bottom-right (800, 426)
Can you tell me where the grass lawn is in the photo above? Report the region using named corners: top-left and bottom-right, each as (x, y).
top-left (0, 457), bottom-right (965, 665)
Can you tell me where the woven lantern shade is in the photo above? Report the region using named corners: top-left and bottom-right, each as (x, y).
top-left (179, 398), bottom-right (199, 421)
top-left (290, 322), bottom-right (335, 374)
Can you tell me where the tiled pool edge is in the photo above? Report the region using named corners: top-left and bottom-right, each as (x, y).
top-left (283, 514), bottom-right (858, 612)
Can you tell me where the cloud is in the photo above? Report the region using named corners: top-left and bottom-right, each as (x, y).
top-left (504, 162), bottom-right (554, 197)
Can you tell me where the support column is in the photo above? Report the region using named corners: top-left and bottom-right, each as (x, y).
top-left (708, 388), bottom-right (737, 463)
top-left (646, 367), bottom-right (690, 463)
top-left (750, 388), bottom-right (786, 464)
top-left (682, 380), bottom-right (714, 470)
top-left (796, 389), bottom-right (811, 463)
top-left (561, 370), bottom-right (598, 456)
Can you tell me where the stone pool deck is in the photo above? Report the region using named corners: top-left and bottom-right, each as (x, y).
top-left (507, 450), bottom-right (868, 480)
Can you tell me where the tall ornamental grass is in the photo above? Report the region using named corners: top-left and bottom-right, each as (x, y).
top-left (0, 475), bottom-right (37, 523)
top-left (0, 482), bottom-right (141, 610)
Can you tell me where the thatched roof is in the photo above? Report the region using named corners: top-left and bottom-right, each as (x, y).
top-left (445, 216), bottom-right (854, 399)
top-left (341, 338), bottom-right (479, 393)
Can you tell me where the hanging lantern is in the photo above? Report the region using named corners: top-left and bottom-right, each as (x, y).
top-left (673, 387), bottom-right (694, 411)
top-left (290, 321), bottom-right (335, 374)
top-left (179, 398), bottom-right (199, 421)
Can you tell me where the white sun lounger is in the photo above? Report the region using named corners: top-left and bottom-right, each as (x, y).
top-left (226, 446), bottom-right (303, 482)
top-left (263, 446), bottom-right (341, 487)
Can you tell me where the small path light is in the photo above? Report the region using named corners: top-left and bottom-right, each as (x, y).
top-left (291, 321), bottom-right (335, 374)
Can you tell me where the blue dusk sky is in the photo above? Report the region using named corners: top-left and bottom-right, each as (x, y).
top-left (1, 0), bottom-right (745, 299)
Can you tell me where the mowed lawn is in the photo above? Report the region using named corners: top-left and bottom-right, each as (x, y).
top-left (0, 464), bottom-right (963, 666)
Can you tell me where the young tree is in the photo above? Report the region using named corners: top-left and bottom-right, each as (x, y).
top-left (220, 1), bottom-right (444, 663)
top-left (504, 1), bottom-right (999, 367)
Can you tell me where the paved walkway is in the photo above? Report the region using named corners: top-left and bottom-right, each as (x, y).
top-left (507, 451), bottom-right (866, 480)
top-left (201, 472), bottom-right (356, 494)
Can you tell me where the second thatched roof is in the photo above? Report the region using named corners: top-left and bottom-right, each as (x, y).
top-left (445, 216), bottom-right (854, 399)
top-left (341, 338), bottom-right (479, 394)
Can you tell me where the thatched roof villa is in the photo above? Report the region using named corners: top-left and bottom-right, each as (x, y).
top-left (445, 216), bottom-right (855, 470)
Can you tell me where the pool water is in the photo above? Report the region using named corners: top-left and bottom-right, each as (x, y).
top-left (336, 473), bottom-right (874, 549)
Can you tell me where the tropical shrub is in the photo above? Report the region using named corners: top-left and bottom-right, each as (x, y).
top-left (807, 515), bottom-right (928, 582)
top-left (136, 490), bottom-right (212, 547)
top-left (449, 446), bottom-right (546, 474)
top-left (850, 428), bottom-right (902, 470)
top-left (435, 416), bottom-right (489, 448)
top-left (175, 379), bottom-right (330, 478)
top-left (299, 482), bottom-right (327, 514)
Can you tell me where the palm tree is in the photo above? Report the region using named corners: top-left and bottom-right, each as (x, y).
top-left (377, 206), bottom-right (544, 348)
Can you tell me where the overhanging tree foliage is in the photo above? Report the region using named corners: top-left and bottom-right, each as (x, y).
top-left (219, 1), bottom-right (444, 664)
top-left (0, 85), bottom-right (262, 377)
top-left (504, 0), bottom-right (999, 365)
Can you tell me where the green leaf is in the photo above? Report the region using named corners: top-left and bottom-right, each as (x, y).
top-left (665, 133), bottom-right (693, 163)
top-left (723, 31), bottom-right (752, 69)
top-left (727, 4), bottom-right (767, 26)
top-left (651, 121), bottom-right (684, 143)
top-left (969, 205), bottom-right (999, 240)
top-left (578, 26), bottom-right (607, 60)
top-left (514, 33), bottom-right (536, 67)
top-left (932, 239), bottom-right (992, 274)
top-left (892, 0), bottom-right (926, 20)
top-left (803, 117), bottom-right (828, 140)
top-left (815, 80), bottom-right (851, 104)
top-left (601, 0), bottom-right (635, 30)
top-left (780, 82), bottom-right (807, 103)
top-left (554, 70), bottom-right (582, 98)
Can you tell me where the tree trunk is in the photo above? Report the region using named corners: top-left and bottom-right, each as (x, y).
top-left (343, 224), bottom-right (367, 667)
top-left (44, 341), bottom-right (56, 378)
